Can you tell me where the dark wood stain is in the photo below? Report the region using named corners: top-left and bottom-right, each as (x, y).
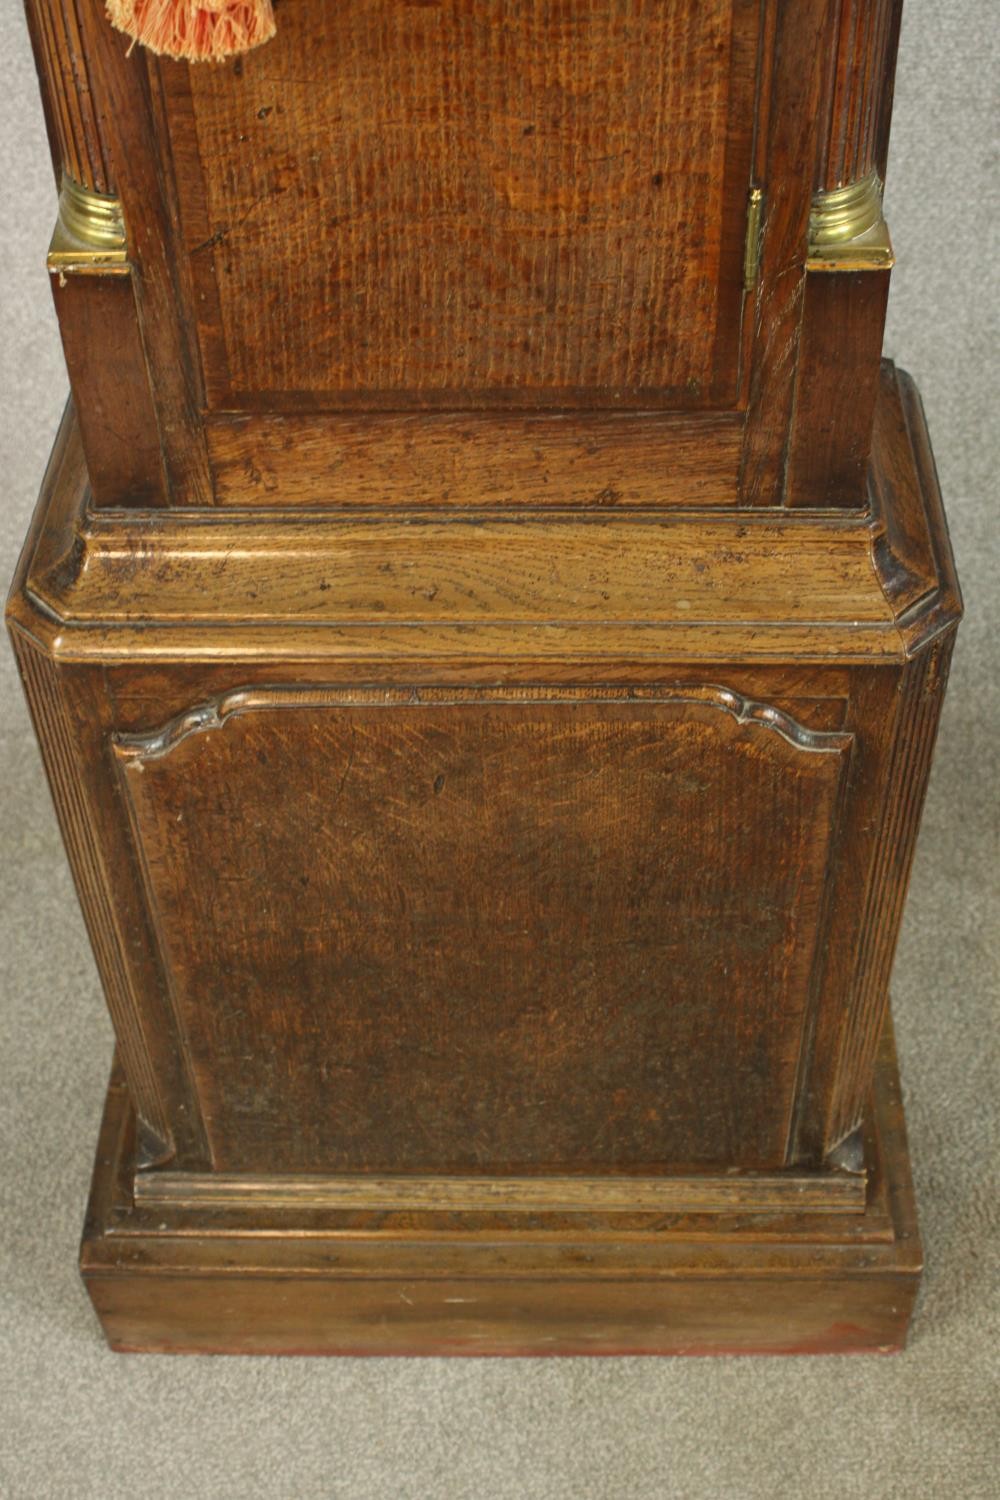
top-left (114, 689), bottom-right (850, 1173)
top-left (78, 1022), bottom-right (924, 1355)
top-left (27, 0), bottom-right (902, 507)
top-left (8, 3), bottom-right (959, 1354)
top-left (177, 0), bottom-right (750, 406)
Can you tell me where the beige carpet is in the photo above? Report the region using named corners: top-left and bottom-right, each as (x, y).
top-left (1, 3), bottom-right (997, 1496)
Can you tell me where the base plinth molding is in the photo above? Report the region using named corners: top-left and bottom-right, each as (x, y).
top-left (81, 1015), bottom-right (921, 1357)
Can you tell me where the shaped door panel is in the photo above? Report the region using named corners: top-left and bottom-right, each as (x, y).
top-left (115, 686), bottom-right (852, 1174)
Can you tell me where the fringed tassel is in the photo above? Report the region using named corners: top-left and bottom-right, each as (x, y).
top-left (105, 0), bottom-right (276, 62)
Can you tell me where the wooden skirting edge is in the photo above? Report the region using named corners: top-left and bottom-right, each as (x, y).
top-left (81, 1016), bottom-right (921, 1354)
top-left (134, 1168), bottom-right (865, 1216)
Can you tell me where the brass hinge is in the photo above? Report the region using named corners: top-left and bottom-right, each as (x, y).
top-left (743, 185), bottom-right (764, 292)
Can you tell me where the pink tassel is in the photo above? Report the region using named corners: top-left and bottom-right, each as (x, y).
top-left (105, 0), bottom-right (276, 62)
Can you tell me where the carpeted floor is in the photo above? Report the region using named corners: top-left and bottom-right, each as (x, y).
top-left (1, 4), bottom-right (997, 1497)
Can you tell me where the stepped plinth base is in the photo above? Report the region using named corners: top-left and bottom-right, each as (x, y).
top-left (81, 1017), bottom-right (921, 1357)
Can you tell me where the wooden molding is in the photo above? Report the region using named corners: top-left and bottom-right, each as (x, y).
top-left (12, 369), bottom-right (961, 670)
top-left (819, 0), bottom-right (903, 190)
top-left (8, 626), bottom-right (172, 1159)
top-left (134, 1166), bottom-right (866, 1216)
top-left (827, 633), bottom-right (955, 1147)
top-left (24, 0), bottom-right (115, 193)
top-left (8, 367), bottom-right (961, 675)
top-left (82, 1021), bottom-right (923, 1355)
top-left (112, 684), bottom-right (854, 766)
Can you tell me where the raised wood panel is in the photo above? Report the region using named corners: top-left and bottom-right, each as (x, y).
top-left (24, 2), bottom-right (913, 507)
top-left (163, 0), bottom-right (759, 409)
top-left (114, 685), bottom-right (851, 1174)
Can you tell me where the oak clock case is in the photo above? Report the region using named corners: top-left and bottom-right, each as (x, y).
top-left (9, 0), bottom-right (959, 1355)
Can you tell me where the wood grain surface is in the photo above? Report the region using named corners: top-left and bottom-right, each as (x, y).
top-left (206, 410), bottom-right (744, 509)
top-left (114, 686), bottom-right (850, 1172)
top-left (13, 369), bottom-right (958, 674)
top-left (819, 0), bottom-right (902, 188)
top-left (134, 1167), bottom-right (866, 1216)
top-left (8, 368), bottom-right (958, 1187)
top-left (25, 0), bottom-right (910, 506)
top-left (9, 6), bottom-right (957, 1360)
top-left (23, 0), bottom-right (115, 192)
top-left (79, 1020), bottom-right (923, 1355)
top-left (171, 0), bottom-right (754, 408)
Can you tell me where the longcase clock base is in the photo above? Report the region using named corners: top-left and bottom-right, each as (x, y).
top-left (81, 1015), bottom-right (921, 1357)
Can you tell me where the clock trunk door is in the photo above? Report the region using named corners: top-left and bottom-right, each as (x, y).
top-left (163, 0), bottom-right (760, 415)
